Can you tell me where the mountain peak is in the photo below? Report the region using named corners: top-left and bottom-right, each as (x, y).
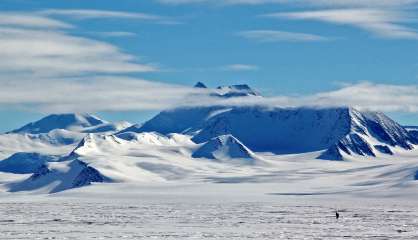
top-left (8, 113), bottom-right (106, 134)
top-left (194, 82), bottom-right (208, 88)
top-left (215, 84), bottom-right (260, 98)
top-left (192, 134), bottom-right (257, 162)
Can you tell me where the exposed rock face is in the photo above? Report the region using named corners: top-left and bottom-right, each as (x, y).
top-left (72, 162), bottom-right (106, 188)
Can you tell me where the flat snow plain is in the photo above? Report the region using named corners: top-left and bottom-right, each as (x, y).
top-left (2, 149), bottom-right (418, 239)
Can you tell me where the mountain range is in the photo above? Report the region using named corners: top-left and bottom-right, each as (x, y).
top-left (0, 83), bottom-right (417, 193)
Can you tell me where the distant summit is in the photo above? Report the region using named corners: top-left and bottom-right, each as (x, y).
top-left (8, 113), bottom-right (130, 136)
top-left (194, 82), bottom-right (208, 88)
top-left (215, 84), bottom-right (260, 98)
top-left (192, 82), bottom-right (260, 97)
top-left (9, 113), bottom-right (105, 134)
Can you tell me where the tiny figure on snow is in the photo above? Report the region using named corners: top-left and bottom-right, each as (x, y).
top-left (335, 211), bottom-right (340, 220)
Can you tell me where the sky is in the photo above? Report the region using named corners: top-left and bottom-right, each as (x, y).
top-left (1, 0), bottom-right (418, 131)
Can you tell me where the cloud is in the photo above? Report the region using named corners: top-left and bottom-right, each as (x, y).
top-left (0, 25), bottom-right (156, 76)
top-left (0, 13), bottom-right (72, 28)
top-left (1, 10), bottom-right (416, 115)
top-left (1, 77), bottom-right (417, 114)
top-left (188, 82), bottom-right (418, 113)
top-left (39, 9), bottom-right (163, 20)
top-left (156, 0), bottom-right (418, 7)
top-left (307, 82), bottom-right (418, 112)
top-left (238, 30), bottom-right (328, 42)
top-left (93, 31), bottom-right (137, 37)
top-left (221, 64), bottom-right (259, 71)
top-left (266, 9), bottom-right (418, 39)
top-left (0, 76), bottom-right (202, 113)
top-left (0, 11), bottom-right (169, 113)
top-left (157, 0), bottom-right (418, 40)
top-left (38, 9), bottom-right (180, 24)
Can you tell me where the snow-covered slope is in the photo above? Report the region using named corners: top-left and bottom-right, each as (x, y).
top-left (8, 113), bottom-right (106, 134)
top-left (319, 109), bottom-right (415, 160)
top-left (192, 135), bottom-right (258, 164)
top-left (7, 160), bottom-right (107, 193)
top-left (0, 114), bottom-right (129, 160)
top-left (8, 113), bottom-right (130, 135)
top-left (0, 152), bottom-right (58, 174)
top-left (121, 106), bottom-right (227, 135)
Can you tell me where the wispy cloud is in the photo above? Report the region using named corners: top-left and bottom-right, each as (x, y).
top-left (39, 9), bottom-right (163, 20)
top-left (1, 77), bottom-right (418, 114)
top-left (157, 0), bottom-right (418, 40)
top-left (0, 27), bottom-right (156, 76)
top-left (0, 76), bottom-right (201, 112)
top-left (38, 9), bottom-right (180, 24)
top-left (93, 31), bottom-right (137, 38)
top-left (0, 10), bottom-right (172, 113)
top-left (238, 30), bottom-right (328, 42)
top-left (188, 82), bottom-right (418, 113)
top-left (157, 0), bottom-right (418, 7)
top-left (265, 9), bottom-right (418, 39)
top-left (0, 13), bottom-right (72, 28)
top-left (221, 64), bottom-right (259, 71)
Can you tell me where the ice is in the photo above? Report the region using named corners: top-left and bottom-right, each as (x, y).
top-left (0, 184), bottom-right (418, 239)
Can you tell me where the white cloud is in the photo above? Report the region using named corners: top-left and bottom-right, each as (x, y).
top-left (0, 76), bottom-right (202, 113)
top-left (187, 82), bottom-right (418, 113)
top-left (238, 30), bottom-right (328, 42)
top-left (158, 0), bottom-right (418, 40)
top-left (0, 13), bottom-right (72, 28)
top-left (93, 31), bottom-right (137, 37)
top-left (0, 11), bottom-right (172, 113)
top-left (39, 9), bottom-right (163, 21)
top-left (0, 10), bottom-right (416, 115)
top-left (222, 64), bottom-right (259, 71)
top-left (307, 82), bottom-right (418, 112)
top-left (157, 0), bottom-right (418, 6)
top-left (0, 26), bottom-right (156, 76)
top-left (1, 77), bottom-right (417, 114)
top-left (266, 9), bottom-right (418, 39)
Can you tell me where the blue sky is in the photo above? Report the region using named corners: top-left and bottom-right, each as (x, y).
top-left (1, 0), bottom-right (418, 131)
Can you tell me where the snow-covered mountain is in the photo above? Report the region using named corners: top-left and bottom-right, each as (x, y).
top-left (0, 152), bottom-right (58, 174)
top-left (118, 83), bottom-right (260, 135)
top-left (8, 113), bottom-right (105, 134)
top-left (8, 160), bottom-right (107, 193)
top-left (8, 113), bottom-right (130, 135)
top-left (192, 134), bottom-right (258, 164)
top-left (1, 83), bottom-right (418, 193)
top-left (213, 84), bottom-right (260, 98)
top-left (132, 104), bottom-right (416, 160)
top-left (0, 113), bottom-right (131, 191)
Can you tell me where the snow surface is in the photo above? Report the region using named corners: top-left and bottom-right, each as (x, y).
top-left (1, 183), bottom-right (418, 239)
